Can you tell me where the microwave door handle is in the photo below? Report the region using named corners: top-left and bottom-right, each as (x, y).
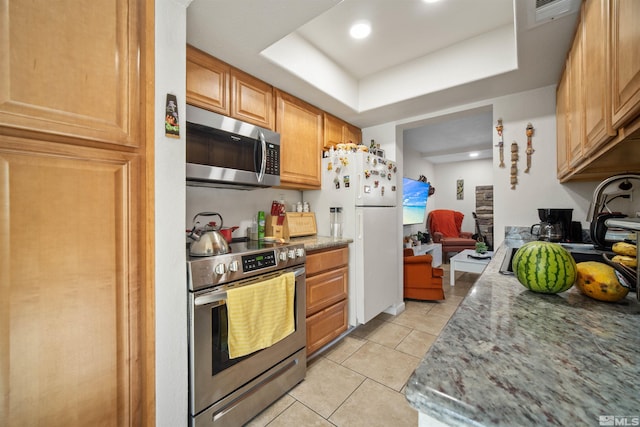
top-left (256, 131), bottom-right (266, 183)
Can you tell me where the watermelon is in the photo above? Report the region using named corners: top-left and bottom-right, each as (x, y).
top-left (512, 241), bottom-right (577, 293)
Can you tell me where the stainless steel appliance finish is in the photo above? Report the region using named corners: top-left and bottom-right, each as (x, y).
top-left (186, 105), bottom-right (281, 190)
top-left (187, 241), bottom-right (306, 427)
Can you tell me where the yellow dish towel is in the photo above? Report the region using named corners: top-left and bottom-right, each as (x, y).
top-left (226, 272), bottom-right (295, 359)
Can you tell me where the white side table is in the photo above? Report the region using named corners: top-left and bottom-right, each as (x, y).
top-left (411, 243), bottom-right (442, 267)
top-left (449, 249), bottom-right (493, 286)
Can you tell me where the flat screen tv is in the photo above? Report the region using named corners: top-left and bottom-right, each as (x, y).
top-left (402, 177), bottom-right (430, 225)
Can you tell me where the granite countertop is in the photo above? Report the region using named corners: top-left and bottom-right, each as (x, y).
top-left (290, 235), bottom-right (353, 252)
top-left (405, 244), bottom-right (640, 426)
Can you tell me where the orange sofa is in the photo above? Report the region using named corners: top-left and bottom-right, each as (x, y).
top-left (403, 248), bottom-right (445, 301)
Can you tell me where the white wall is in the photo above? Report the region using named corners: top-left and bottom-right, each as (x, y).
top-left (434, 159), bottom-right (493, 234)
top-left (155, 0), bottom-right (189, 425)
top-left (491, 85), bottom-right (597, 247)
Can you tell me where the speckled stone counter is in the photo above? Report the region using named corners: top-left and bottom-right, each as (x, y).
top-left (290, 235), bottom-right (352, 252)
top-left (405, 244), bottom-right (640, 426)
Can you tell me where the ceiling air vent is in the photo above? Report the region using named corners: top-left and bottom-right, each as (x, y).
top-left (528, 0), bottom-right (580, 28)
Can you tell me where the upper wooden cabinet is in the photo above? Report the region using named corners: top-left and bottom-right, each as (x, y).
top-left (583, 0), bottom-right (616, 155)
top-left (186, 45), bottom-right (231, 116)
top-left (0, 0), bottom-right (144, 148)
top-left (610, 0), bottom-right (640, 129)
top-left (323, 113), bottom-right (362, 150)
top-left (186, 45), bottom-right (274, 129)
top-left (556, 71), bottom-right (571, 179)
top-left (275, 90), bottom-right (323, 189)
top-left (557, 0), bottom-right (640, 181)
top-left (230, 69), bottom-right (275, 130)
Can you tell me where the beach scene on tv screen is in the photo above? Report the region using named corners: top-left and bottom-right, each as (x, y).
top-left (403, 178), bottom-right (430, 225)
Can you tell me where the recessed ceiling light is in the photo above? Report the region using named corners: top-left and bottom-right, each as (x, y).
top-left (350, 21), bottom-right (371, 39)
top-left (423, 0), bottom-right (442, 3)
top-left (469, 152), bottom-right (479, 157)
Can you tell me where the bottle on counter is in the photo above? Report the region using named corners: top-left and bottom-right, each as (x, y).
top-left (257, 211), bottom-right (266, 240)
top-left (330, 207), bottom-right (343, 238)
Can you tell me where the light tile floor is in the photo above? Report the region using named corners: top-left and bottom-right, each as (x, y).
top-left (246, 264), bottom-right (477, 427)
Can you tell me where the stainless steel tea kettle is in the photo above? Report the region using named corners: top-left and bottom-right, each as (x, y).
top-left (187, 212), bottom-right (230, 256)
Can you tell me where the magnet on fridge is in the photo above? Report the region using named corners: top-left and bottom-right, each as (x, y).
top-left (387, 173), bottom-right (392, 180)
top-left (381, 187), bottom-right (385, 196)
top-left (334, 177), bottom-right (340, 189)
top-left (364, 170), bottom-right (371, 178)
top-left (374, 180), bottom-right (379, 188)
top-left (343, 175), bottom-right (350, 188)
top-left (364, 185), bottom-right (371, 193)
top-left (327, 161), bottom-right (333, 171)
top-left (391, 185), bottom-right (396, 191)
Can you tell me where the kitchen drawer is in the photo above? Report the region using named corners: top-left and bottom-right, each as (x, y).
top-left (306, 246), bottom-right (348, 276)
top-left (306, 299), bottom-right (348, 356)
top-left (306, 266), bottom-right (348, 316)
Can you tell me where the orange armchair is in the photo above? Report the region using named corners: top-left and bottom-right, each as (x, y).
top-left (427, 209), bottom-right (476, 261)
top-left (403, 248), bottom-right (445, 300)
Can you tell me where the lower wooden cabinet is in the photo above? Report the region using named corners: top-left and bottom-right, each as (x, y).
top-left (305, 246), bottom-right (349, 356)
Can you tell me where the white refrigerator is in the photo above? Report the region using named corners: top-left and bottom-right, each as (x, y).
top-left (305, 150), bottom-right (399, 326)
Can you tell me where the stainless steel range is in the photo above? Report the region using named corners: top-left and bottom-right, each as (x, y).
top-left (187, 241), bottom-right (307, 427)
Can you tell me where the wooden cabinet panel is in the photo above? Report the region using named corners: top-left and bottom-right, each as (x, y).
top-left (306, 246), bottom-right (349, 276)
top-left (323, 113), bottom-right (362, 150)
top-left (306, 266), bottom-right (348, 316)
top-left (568, 20), bottom-right (585, 169)
top-left (231, 69), bottom-right (274, 129)
top-left (0, 0), bottom-right (142, 147)
top-left (0, 138), bottom-right (143, 426)
top-left (275, 90), bottom-right (323, 189)
top-left (610, 0), bottom-right (640, 129)
top-left (344, 123), bottom-right (362, 146)
top-left (323, 113), bottom-right (344, 150)
top-left (186, 45), bottom-right (230, 115)
top-left (306, 300), bottom-right (348, 356)
top-left (583, 0), bottom-right (616, 154)
top-left (557, 72), bottom-right (571, 178)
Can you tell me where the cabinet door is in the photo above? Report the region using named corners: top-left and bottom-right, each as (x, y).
top-left (306, 266), bottom-right (349, 316)
top-left (568, 21), bottom-right (585, 169)
top-left (556, 72), bottom-right (571, 179)
top-left (306, 300), bottom-right (348, 356)
top-left (0, 138), bottom-right (144, 426)
top-left (231, 69), bottom-right (274, 130)
top-left (0, 0), bottom-right (143, 147)
top-left (275, 90), bottom-right (323, 189)
top-left (610, 0), bottom-right (640, 129)
top-left (583, 0), bottom-right (616, 154)
top-left (323, 113), bottom-right (345, 150)
top-left (186, 45), bottom-right (231, 115)
top-left (343, 123), bottom-right (362, 145)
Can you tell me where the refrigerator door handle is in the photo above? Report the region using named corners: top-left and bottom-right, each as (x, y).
top-left (357, 210), bottom-right (363, 240)
top-left (356, 172), bottom-right (363, 201)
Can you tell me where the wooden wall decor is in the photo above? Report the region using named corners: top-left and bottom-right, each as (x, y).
top-left (495, 119), bottom-right (505, 167)
top-left (510, 142), bottom-right (518, 189)
top-left (525, 123), bottom-right (535, 173)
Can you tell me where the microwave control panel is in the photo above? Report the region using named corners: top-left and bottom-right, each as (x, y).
top-left (266, 143), bottom-right (280, 174)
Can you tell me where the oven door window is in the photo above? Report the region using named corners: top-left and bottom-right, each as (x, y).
top-left (186, 123), bottom-right (260, 173)
top-left (211, 303), bottom-right (253, 374)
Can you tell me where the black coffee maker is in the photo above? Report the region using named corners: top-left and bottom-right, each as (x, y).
top-left (531, 208), bottom-right (574, 242)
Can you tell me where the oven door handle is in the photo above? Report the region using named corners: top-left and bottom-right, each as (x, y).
top-left (194, 266), bottom-right (305, 307)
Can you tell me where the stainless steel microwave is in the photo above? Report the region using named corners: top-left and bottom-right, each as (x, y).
top-left (186, 105), bottom-right (280, 190)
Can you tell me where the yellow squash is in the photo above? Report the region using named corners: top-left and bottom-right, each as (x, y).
top-left (612, 242), bottom-right (637, 257)
top-left (575, 261), bottom-right (629, 302)
top-left (611, 254), bottom-right (637, 268)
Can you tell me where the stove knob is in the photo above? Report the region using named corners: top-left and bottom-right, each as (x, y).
top-left (288, 249), bottom-right (296, 259)
top-left (279, 251), bottom-right (288, 262)
top-left (295, 248), bottom-right (305, 258)
top-left (214, 263), bottom-right (226, 275)
top-left (228, 260), bottom-right (239, 272)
